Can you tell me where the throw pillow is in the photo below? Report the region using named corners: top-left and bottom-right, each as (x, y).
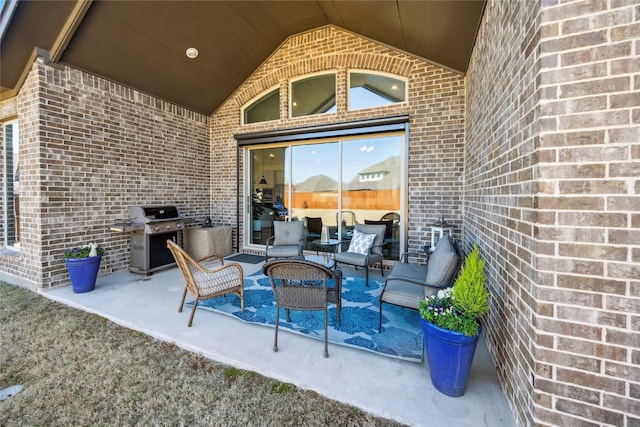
top-left (425, 235), bottom-right (460, 287)
top-left (347, 229), bottom-right (376, 255)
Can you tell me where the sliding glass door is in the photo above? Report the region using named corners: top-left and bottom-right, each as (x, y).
top-left (246, 133), bottom-right (403, 260)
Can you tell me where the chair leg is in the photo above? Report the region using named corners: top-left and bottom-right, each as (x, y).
top-left (187, 300), bottom-right (198, 327)
top-left (178, 287), bottom-right (188, 312)
top-left (379, 300), bottom-right (383, 333)
top-left (380, 260), bottom-right (384, 277)
top-left (365, 265), bottom-right (369, 287)
top-left (273, 306), bottom-right (279, 352)
top-left (323, 307), bottom-right (329, 358)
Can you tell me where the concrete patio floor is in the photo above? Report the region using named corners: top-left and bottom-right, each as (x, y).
top-left (45, 257), bottom-right (516, 427)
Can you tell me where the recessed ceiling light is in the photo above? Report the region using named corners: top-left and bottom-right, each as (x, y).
top-left (186, 47), bottom-right (199, 59)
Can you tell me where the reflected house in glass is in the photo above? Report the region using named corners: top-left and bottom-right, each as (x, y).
top-left (286, 155), bottom-right (401, 259)
top-left (345, 156), bottom-right (401, 258)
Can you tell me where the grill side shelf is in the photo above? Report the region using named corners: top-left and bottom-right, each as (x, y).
top-left (109, 223), bottom-right (144, 233)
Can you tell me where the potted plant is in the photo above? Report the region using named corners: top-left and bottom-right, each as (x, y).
top-left (64, 242), bottom-right (104, 293)
top-left (418, 244), bottom-right (489, 397)
top-left (252, 188), bottom-right (264, 231)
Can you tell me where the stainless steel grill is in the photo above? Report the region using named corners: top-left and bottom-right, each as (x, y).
top-left (125, 205), bottom-right (185, 275)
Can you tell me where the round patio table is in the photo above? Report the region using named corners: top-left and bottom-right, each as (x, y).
top-left (311, 239), bottom-right (339, 258)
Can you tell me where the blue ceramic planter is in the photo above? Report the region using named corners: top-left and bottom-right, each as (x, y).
top-left (421, 318), bottom-right (481, 397)
top-left (65, 255), bottom-right (102, 293)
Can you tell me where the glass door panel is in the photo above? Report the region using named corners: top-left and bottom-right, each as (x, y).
top-left (249, 147), bottom-right (287, 245)
top-left (289, 142), bottom-right (339, 249)
top-left (341, 135), bottom-right (402, 260)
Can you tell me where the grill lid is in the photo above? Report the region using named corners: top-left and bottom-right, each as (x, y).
top-left (128, 205), bottom-right (182, 223)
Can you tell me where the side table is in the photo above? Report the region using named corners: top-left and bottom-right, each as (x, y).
top-left (311, 239), bottom-right (339, 257)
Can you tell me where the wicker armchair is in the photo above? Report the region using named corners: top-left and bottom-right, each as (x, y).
top-left (262, 259), bottom-right (342, 358)
top-left (167, 240), bottom-right (244, 327)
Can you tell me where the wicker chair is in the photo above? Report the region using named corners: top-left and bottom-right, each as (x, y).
top-left (336, 210), bottom-right (357, 230)
top-left (167, 239), bottom-right (244, 327)
top-left (262, 259), bottom-right (342, 358)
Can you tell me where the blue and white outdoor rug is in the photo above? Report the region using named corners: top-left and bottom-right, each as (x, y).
top-left (187, 270), bottom-right (424, 362)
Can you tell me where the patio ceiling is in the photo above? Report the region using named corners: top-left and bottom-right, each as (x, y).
top-left (0, 0), bottom-right (486, 116)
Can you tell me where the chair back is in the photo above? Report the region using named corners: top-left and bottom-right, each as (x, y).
top-left (425, 236), bottom-right (461, 287)
top-left (364, 219), bottom-right (393, 239)
top-left (273, 221), bottom-right (304, 245)
top-left (337, 211), bottom-right (356, 228)
top-left (354, 223), bottom-right (386, 255)
top-left (263, 260), bottom-right (330, 311)
top-left (305, 217), bottom-right (323, 235)
top-left (167, 239), bottom-right (198, 294)
top-left (380, 212), bottom-right (400, 223)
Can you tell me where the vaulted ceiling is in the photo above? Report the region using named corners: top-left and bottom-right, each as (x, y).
top-left (0, 0), bottom-right (485, 115)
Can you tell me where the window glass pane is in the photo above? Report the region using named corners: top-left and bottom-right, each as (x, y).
top-left (244, 89), bottom-right (280, 124)
top-left (341, 135), bottom-right (402, 260)
top-left (291, 74), bottom-right (336, 117)
top-left (289, 143), bottom-right (339, 250)
top-left (245, 133), bottom-right (403, 261)
top-left (250, 147), bottom-right (287, 245)
top-left (4, 121), bottom-right (20, 249)
top-left (349, 72), bottom-right (406, 110)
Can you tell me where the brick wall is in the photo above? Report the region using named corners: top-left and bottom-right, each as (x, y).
top-left (1, 27), bottom-right (467, 290)
top-left (467, 1), bottom-right (639, 425)
top-left (536, 1), bottom-right (639, 425)
top-left (465, 1), bottom-right (541, 424)
top-left (0, 58), bottom-right (210, 289)
top-left (211, 26), bottom-right (466, 257)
